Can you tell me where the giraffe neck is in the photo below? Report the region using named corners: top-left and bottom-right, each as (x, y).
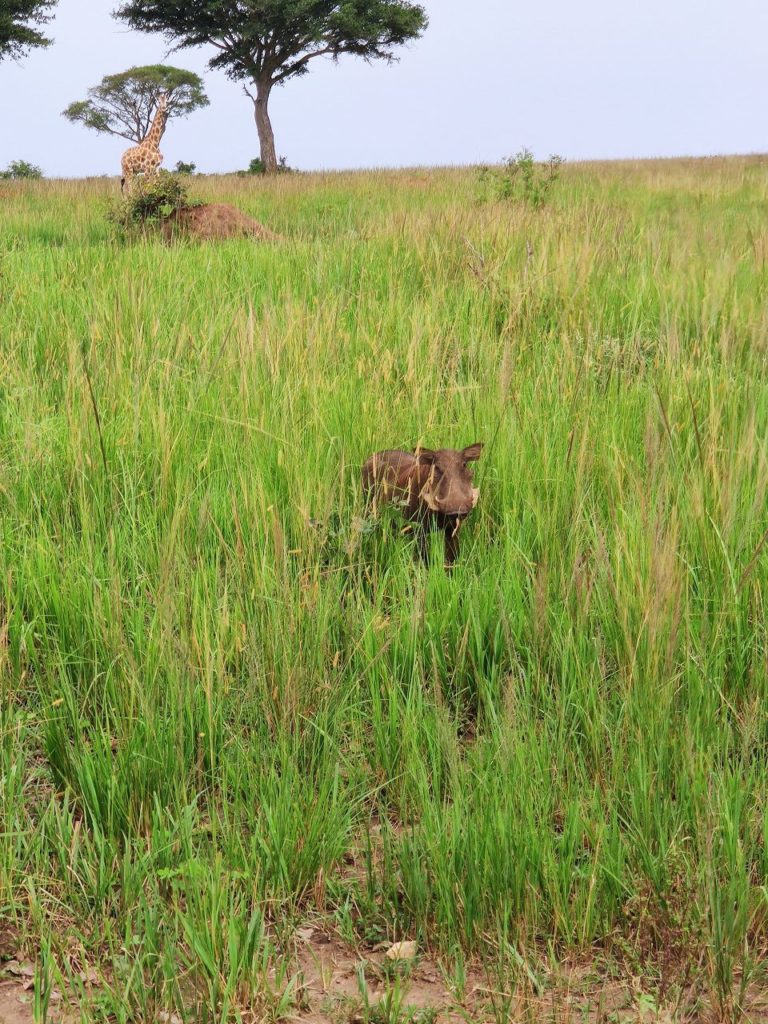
top-left (145, 105), bottom-right (168, 148)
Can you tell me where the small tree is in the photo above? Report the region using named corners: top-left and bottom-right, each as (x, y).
top-left (63, 65), bottom-right (209, 143)
top-left (0, 160), bottom-right (43, 179)
top-left (245, 156), bottom-right (290, 175)
top-left (0, 0), bottom-right (56, 61)
top-left (174, 160), bottom-right (196, 174)
top-left (114, 0), bottom-right (428, 174)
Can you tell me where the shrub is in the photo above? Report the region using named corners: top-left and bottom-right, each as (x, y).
top-left (174, 160), bottom-right (197, 175)
top-left (0, 160), bottom-right (43, 180)
top-left (479, 148), bottom-right (563, 209)
top-left (245, 156), bottom-right (292, 175)
top-left (107, 171), bottom-right (199, 231)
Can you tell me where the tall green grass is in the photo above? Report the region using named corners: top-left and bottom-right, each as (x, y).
top-left (1, 158), bottom-right (767, 1019)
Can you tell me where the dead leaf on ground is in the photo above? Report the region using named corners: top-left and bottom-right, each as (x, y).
top-left (386, 940), bottom-right (418, 961)
top-left (4, 960), bottom-right (34, 979)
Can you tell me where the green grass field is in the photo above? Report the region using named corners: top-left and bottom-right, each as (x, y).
top-left (1, 158), bottom-right (768, 1022)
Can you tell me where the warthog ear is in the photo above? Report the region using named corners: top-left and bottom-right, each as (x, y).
top-left (462, 443), bottom-right (484, 462)
top-left (414, 447), bottom-right (436, 464)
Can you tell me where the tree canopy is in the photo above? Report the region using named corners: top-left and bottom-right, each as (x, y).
top-left (63, 65), bottom-right (209, 143)
top-left (0, 0), bottom-right (56, 61)
top-left (114, 0), bottom-right (428, 172)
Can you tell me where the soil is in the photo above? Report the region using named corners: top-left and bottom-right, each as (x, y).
top-left (288, 930), bottom-right (768, 1023)
top-left (0, 983), bottom-right (31, 1024)
top-left (3, 939), bottom-right (768, 1023)
top-left (0, 980), bottom-right (76, 1024)
top-left (161, 203), bottom-right (280, 242)
top-left (3, 924), bottom-right (767, 1022)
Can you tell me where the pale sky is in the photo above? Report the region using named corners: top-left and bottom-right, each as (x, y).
top-left (0, 0), bottom-right (765, 177)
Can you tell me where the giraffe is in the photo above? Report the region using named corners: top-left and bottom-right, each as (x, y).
top-left (120, 92), bottom-right (169, 192)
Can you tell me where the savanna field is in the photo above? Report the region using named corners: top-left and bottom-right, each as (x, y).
top-left (1, 158), bottom-right (768, 1021)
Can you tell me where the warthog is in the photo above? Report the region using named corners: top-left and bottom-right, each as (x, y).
top-left (361, 444), bottom-right (483, 567)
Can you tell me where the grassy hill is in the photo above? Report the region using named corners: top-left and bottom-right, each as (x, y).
top-left (1, 158), bottom-right (767, 1021)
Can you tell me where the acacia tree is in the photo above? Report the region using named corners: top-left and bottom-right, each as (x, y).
top-left (63, 66), bottom-right (209, 143)
top-left (0, 0), bottom-right (56, 61)
top-left (114, 1), bottom-right (428, 173)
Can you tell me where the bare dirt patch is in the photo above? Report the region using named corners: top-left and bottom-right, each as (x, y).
top-left (0, 982), bottom-right (32, 1024)
top-left (161, 203), bottom-right (280, 242)
top-left (0, 980), bottom-right (77, 1024)
top-left (2, 931), bottom-right (768, 1023)
top-left (291, 928), bottom-right (485, 1022)
top-left (287, 928), bottom-right (768, 1024)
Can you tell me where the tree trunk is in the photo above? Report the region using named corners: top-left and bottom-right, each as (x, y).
top-left (253, 79), bottom-right (278, 174)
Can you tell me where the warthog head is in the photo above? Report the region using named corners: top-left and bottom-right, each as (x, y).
top-left (415, 443), bottom-right (483, 519)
